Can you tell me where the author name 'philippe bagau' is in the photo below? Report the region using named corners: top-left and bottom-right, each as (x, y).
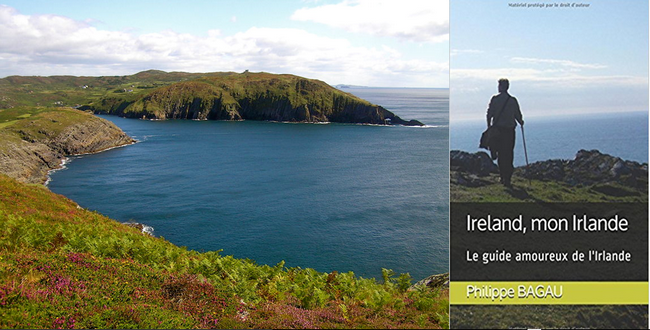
top-left (467, 284), bottom-right (562, 302)
top-left (452, 282), bottom-right (649, 305)
top-left (466, 213), bottom-right (629, 234)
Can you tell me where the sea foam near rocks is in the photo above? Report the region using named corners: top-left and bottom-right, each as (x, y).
top-left (44, 157), bottom-right (71, 186)
top-left (123, 222), bottom-right (155, 236)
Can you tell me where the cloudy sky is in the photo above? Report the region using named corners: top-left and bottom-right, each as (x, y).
top-left (451, 0), bottom-right (648, 121)
top-left (0, 0), bottom-right (449, 88)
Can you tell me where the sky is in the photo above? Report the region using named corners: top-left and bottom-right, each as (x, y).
top-left (450, 0), bottom-right (649, 121)
top-left (0, 0), bottom-right (449, 88)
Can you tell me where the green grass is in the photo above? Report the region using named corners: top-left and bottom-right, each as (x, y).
top-left (0, 107), bottom-right (100, 146)
top-left (0, 107), bottom-right (50, 123)
top-left (0, 70), bottom-right (212, 109)
top-left (0, 121), bottom-right (17, 129)
top-left (0, 173), bottom-right (449, 329)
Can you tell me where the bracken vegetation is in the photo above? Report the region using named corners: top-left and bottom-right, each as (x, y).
top-left (0, 174), bottom-right (448, 328)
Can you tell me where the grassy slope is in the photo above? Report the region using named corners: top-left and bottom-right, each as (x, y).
top-left (0, 70), bottom-right (213, 109)
top-left (1, 106), bottom-right (101, 141)
top-left (0, 107), bottom-right (55, 143)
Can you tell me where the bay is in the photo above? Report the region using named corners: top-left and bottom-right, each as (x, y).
top-left (48, 88), bottom-right (450, 281)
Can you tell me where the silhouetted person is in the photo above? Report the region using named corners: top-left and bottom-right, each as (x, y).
top-left (486, 78), bottom-right (524, 188)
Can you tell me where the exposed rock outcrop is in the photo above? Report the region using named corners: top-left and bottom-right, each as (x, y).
top-left (0, 141), bottom-right (61, 184)
top-left (0, 108), bottom-right (135, 184)
top-left (450, 150), bottom-right (499, 187)
top-left (451, 149), bottom-right (648, 196)
top-left (409, 273), bottom-right (449, 291)
top-left (517, 149), bottom-right (648, 189)
top-left (450, 150), bottom-right (498, 176)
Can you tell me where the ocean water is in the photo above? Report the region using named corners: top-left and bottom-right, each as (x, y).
top-left (451, 111), bottom-right (649, 166)
top-left (48, 88), bottom-right (449, 281)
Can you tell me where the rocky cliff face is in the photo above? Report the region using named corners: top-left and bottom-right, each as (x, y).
top-left (0, 141), bottom-right (60, 184)
top-left (0, 108), bottom-right (134, 184)
top-left (35, 119), bottom-right (134, 156)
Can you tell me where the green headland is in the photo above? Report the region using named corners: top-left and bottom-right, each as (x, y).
top-left (1, 70), bottom-right (423, 126)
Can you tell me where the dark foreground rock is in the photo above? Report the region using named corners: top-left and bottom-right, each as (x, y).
top-left (450, 150), bottom-right (498, 176)
top-left (518, 149), bottom-right (648, 189)
top-left (450, 150), bottom-right (499, 187)
top-left (451, 149), bottom-right (647, 192)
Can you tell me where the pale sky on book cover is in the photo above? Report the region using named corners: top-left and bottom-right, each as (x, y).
top-left (451, 0), bottom-right (648, 120)
top-left (0, 0), bottom-right (448, 88)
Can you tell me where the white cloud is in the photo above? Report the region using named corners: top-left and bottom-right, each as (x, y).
top-left (451, 49), bottom-right (484, 57)
top-left (291, 0), bottom-right (448, 43)
top-left (451, 68), bottom-right (646, 88)
top-left (510, 57), bottom-right (608, 70)
top-left (450, 56), bottom-right (618, 90)
top-left (451, 66), bottom-right (648, 120)
top-left (0, 5), bottom-right (446, 87)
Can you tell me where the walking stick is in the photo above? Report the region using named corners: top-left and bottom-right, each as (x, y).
top-left (521, 125), bottom-right (531, 186)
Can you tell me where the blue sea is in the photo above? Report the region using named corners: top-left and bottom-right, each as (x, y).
top-left (48, 88), bottom-right (449, 282)
top-left (451, 111), bottom-right (649, 166)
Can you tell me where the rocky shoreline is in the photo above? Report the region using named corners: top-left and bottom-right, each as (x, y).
top-left (0, 109), bottom-right (135, 184)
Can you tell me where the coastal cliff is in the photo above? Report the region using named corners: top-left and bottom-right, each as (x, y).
top-left (92, 73), bottom-right (423, 125)
top-left (0, 70), bottom-right (424, 126)
top-left (0, 107), bottom-right (134, 184)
